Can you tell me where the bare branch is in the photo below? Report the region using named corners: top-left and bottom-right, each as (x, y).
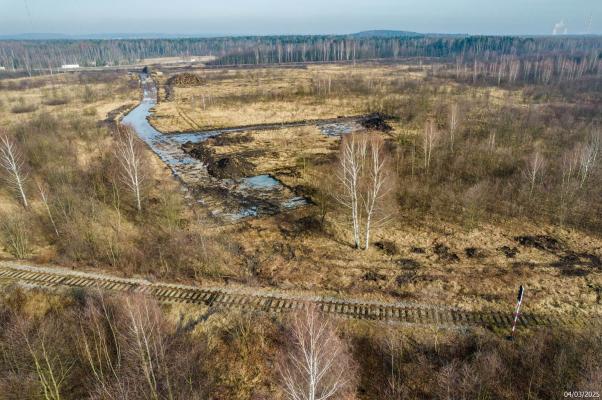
top-left (114, 125), bottom-right (147, 212)
top-left (449, 103), bottom-right (460, 152)
top-left (280, 305), bottom-right (355, 400)
top-left (0, 133), bottom-right (29, 208)
top-left (523, 151), bottom-right (545, 197)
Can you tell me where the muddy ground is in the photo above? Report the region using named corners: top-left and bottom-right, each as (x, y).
top-left (182, 139), bottom-right (259, 179)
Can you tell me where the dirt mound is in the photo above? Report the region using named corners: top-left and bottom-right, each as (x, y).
top-left (550, 252), bottom-right (602, 276)
top-left (433, 243), bottom-right (459, 263)
top-left (291, 215), bottom-right (322, 235)
top-left (210, 133), bottom-right (253, 146)
top-left (515, 235), bottom-right (562, 252)
top-left (465, 247), bottom-right (487, 258)
top-left (499, 246), bottom-right (518, 258)
top-left (396, 258), bottom-right (420, 269)
top-left (360, 113), bottom-right (393, 132)
top-left (374, 240), bottom-right (398, 255)
top-left (363, 271), bottom-right (387, 281)
top-left (167, 73), bottom-right (203, 87)
top-left (182, 142), bottom-right (255, 179)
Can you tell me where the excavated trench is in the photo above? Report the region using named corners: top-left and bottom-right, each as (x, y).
top-left (122, 73), bottom-right (391, 220)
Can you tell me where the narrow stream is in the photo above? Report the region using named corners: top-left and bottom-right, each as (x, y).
top-left (122, 73), bottom-right (306, 220)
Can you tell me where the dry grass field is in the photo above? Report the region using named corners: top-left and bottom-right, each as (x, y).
top-left (149, 64), bottom-right (435, 132)
top-left (0, 63), bottom-right (600, 322)
top-left (154, 62), bottom-right (601, 318)
top-left (192, 126), bottom-right (602, 316)
top-left (0, 72), bottom-right (139, 125)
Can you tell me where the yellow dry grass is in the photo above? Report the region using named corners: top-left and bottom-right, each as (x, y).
top-left (0, 73), bottom-right (138, 128)
top-left (217, 208), bottom-right (602, 316)
top-left (149, 64), bottom-right (428, 132)
top-left (207, 126), bottom-right (341, 175)
top-left (194, 121), bottom-right (601, 317)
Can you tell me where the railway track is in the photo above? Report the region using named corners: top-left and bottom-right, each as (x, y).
top-left (0, 262), bottom-right (599, 330)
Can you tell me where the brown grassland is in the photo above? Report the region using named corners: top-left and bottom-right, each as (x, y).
top-left (0, 63), bottom-right (601, 318)
top-left (0, 60), bottom-right (601, 399)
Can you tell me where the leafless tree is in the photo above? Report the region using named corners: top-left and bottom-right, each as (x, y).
top-left (114, 125), bottom-right (147, 212)
top-left (78, 294), bottom-right (126, 400)
top-left (423, 120), bottom-right (440, 172)
top-left (0, 133), bottom-right (28, 207)
top-left (37, 180), bottom-right (59, 237)
top-left (75, 294), bottom-right (205, 400)
top-left (124, 296), bottom-right (169, 400)
top-left (578, 129), bottom-right (600, 188)
top-left (523, 151), bottom-right (545, 196)
top-left (449, 104), bottom-right (460, 152)
top-left (362, 135), bottom-right (390, 250)
top-left (558, 148), bottom-right (580, 225)
top-left (336, 133), bottom-right (390, 250)
top-left (280, 305), bottom-right (355, 400)
top-left (14, 318), bottom-right (74, 400)
top-left (336, 133), bottom-right (367, 249)
top-left (380, 329), bottom-right (404, 398)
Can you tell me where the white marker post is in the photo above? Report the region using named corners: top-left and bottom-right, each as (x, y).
top-left (510, 285), bottom-right (524, 338)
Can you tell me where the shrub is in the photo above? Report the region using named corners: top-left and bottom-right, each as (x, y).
top-left (43, 96), bottom-right (70, 106)
top-left (0, 213), bottom-right (31, 258)
top-left (10, 99), bottom-right (37, 114)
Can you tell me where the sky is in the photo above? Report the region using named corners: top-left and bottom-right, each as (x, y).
top-left (0, 0), bottom-right (601, 36)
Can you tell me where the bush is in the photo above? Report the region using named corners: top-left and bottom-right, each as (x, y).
top-left (82, 85), bottom-right (96, 103)
top-left (43, 96), bottom-right (70, 106)
top-left (10, 99), bottom-right (37, 114)
top-left (0, 213), bottom-right (31, 258)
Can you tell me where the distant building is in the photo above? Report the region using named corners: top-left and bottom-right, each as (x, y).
top-left (61, 64), bottom-right (80, 69)
top-left (0, 66), bottom-right (6, 71)
top-left (552, 20), bottom-right (568, 35)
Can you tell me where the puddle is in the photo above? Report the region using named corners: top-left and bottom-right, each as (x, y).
top-left (240, 175), bottom-right (281, 190)
top-left (318, 121), bottom-right (364, 136)
top-left (122, 73), bottom-right (307, 220)
top-left (282, 196), bottom-right (308, 209)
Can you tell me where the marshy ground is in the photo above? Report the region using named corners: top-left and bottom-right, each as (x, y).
top-left (0, 61), bottom-right (600, 321)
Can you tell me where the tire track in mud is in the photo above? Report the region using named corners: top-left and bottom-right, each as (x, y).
top-left (159, 114), bottom-right (380, 135)
top-left (176, 106), bottom-right (202, 131)
top-left (1, 262), bottom-right (599, 330)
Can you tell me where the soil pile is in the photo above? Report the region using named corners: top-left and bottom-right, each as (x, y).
top-left (515, 235), bottom-right (561, 252)
top-left (167, 73), bottom-right (203, 87)
top-left (182, 142), bottom-right (255, 179)
top-left (210, 133), bottom-right (254, 146)
top-left (433, 243), bottom-right (459, 263)
top-left (360, 113), bottom-right (393, 132)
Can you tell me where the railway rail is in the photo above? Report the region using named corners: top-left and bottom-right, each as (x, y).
top-left (0, 262), bottom-right (599, 330)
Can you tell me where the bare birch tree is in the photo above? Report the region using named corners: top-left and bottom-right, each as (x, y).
top-left (336, 134), bottom-right (367, 249)
top-left (0, 133), bottom-right (28, 207)
top-left (449, 104), bottom-right (460, 152)
top-left (114, 125), bottom-right (146, 212)
top-left (78, 294), bottom-right (126, 400)
top-left (523, 151), bottom-right (545, 196)
top-left (578, 129), bottom-right (600, 188)
top-left (335, 133), bottom-right (390, 250)
top-left (423, 120), bottom-right (439, 172)
top-left (362, 136), bottom-right (390, 250)
top-left (37, 180), bottom-right (59, 237)
top-left (124, 296), bottom-right (166, 400)
top-left (280, 305), bottom-right (355, 400)
top-left (559, 148), bottom-right (580, 224)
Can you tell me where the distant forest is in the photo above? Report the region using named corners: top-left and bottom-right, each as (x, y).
top-left (0, 35), bottom-right (601, 75)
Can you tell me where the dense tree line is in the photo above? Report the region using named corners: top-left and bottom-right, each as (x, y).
top-left (0, 35), bottom-right (600, 74)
